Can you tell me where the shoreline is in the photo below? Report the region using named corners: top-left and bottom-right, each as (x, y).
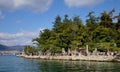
top-left (16, 54), bottom-right (120, 62)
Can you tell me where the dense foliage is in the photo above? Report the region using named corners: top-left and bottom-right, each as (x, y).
top-left (33, 9), bottom-right (120, 53)
top-left (23, 46), bottom-right (38, 55)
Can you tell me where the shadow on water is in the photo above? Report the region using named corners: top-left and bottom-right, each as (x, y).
top-left (35, 59), bottom-right (120, 72)
top-left (1, 56), bottom-right (120, 72)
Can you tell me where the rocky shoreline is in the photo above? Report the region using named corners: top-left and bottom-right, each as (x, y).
top-left (17, 54), bottom-right (120, 62)
top-left (17, 45), bottom-right (120, 62)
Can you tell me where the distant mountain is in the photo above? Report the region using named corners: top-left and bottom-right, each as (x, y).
top-left (10, 45), bottom-right (25, 51)
top-left (0, 44), bottom-right (10, 51)
top-left (0, 44), bottom-right (25, 51)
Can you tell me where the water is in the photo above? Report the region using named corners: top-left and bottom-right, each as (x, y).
top-left (0, 56), bottom-right (120, 72)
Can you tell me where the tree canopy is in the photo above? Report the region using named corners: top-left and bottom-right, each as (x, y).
top-left (32, 9), bottom-right (120, 53)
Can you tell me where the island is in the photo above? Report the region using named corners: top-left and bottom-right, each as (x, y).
top-left (17, 9), bottom-right (120, 62)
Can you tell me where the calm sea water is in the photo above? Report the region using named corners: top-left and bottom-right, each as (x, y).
top-left (0, 55), bottom-right (120, 72)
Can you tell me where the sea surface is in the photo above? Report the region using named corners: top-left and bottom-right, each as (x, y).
top-left (0, 55), bottom-right (120, 72)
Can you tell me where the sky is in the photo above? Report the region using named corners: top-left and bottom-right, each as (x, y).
top-left (0, 0), bottom-right (120, 46)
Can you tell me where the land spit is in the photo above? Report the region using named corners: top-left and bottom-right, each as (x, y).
top-left (17, 54), bottom-right (120, 62)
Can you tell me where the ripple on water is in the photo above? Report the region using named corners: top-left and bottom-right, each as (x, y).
top-left (0, 56), bottom-right (120, 72)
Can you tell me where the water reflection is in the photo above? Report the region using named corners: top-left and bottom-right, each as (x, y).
top-left (1, 56), bottom-right (120, 72)
top-left (35, 60), bottom-right (120, 72)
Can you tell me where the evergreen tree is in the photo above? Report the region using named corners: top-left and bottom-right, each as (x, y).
top-left (86, 11), bottom-right (99, 43)
top-left (32, 9), bottom-right (120, 54)
top-left (100, 9), bottom-right (115, 28)
top-left (114, 13), bottom-right (120, 30)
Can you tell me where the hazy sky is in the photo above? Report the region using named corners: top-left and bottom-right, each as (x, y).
top-left (0, 0), bottom-right (120, 46)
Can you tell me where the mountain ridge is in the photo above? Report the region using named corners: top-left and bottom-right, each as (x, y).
top-left (0, 44), bottom-right (25, 51)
